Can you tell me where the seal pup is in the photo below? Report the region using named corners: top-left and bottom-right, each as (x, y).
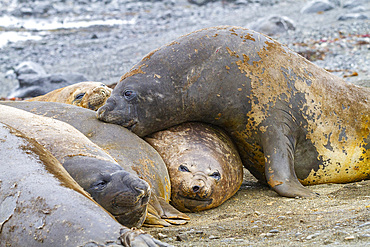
top-left (0, 122), bottom-right (171, 247)
top-left (0, 104), bottom-right (150, 228)
top-left (1, 101), bottom-right (190, 227)
top-left (98, 26), bottom-right (370, 198)
top-left (145, 122), bottom-right (244, 212)
top-left (26, 81), bottom-right (112, 111)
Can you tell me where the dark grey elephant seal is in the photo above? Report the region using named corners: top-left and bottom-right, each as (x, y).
top-left (98, 26), bottom-right (370, 198)
top-left (0, 123), bottom-right (171, 247)
top-left (0, 101), bottom-right (190, 227)
top-left (146, 122), bottom-right (243, 212)
top-left (0, 104), bottom-right (150, 228)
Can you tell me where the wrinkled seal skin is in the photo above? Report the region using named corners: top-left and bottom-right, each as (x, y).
top-left (0, 123), bottom-right (171, 247)
top-left (0, 101), bottom-right (190, 226)
top-left (26, 81), bottom-right (112, 111)
top-left (145, 122), bottom-right (244, 212)
top-left (98, 26), bottom-right (370, 198)
top-left (0, 104), bottom-right (150, 228)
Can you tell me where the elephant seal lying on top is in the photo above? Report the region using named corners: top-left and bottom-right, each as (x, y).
top-left (146, 122), bottom-right (243, 212)
top-left (0, 101), bottom-right (190, 227)
top-left (0, 104), bottom-right (150, 228)
top-left (98, 26), bottom-right (370, 198)
top-left (0, 122), bottom-right (171, 247)
top-left (26, 81), bottom-right (112, 111)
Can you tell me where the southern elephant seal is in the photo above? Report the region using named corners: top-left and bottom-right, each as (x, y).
top-left (0, 122), bottom-right (171, 247)
top-left (26, 81), bottom-right (112, 111)
top-left (0, 104), bottom-right (150, 228)
top-left (145, 122), bottom-right (244, 212)
top-left (98, 26), bottom-right (370, 198)
top-left (0, 101), bottom-right (190, 227)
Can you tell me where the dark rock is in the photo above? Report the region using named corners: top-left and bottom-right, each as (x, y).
top-left (249, 15), bottom-right (295, 36)
top-left (338, 13), bottom-right (368, 21)
top-left (14, 61), bottom-right (47, 77)
top-left (188, 0), bottom-right (218, 6)
top-left (8, 73), bottom-right (88, 98)
top-left (343, 0), bottom-right (368, 9)
top-left (300, 0), bottom-right (335, 14)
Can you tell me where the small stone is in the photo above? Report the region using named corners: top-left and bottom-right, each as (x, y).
top-left (266, 233), bottom-right (274, 237)
top-left (176, 233), bottom-right (188, 241)
top-left (344, 235), bottom-right (355, 240)
top-left (338, 13), bottom-right (368, 21)
top-left (295, 232), bottom-right (302, 237)
top-left (359, 221), bottom-right (370, 228)
top-left (157, 233), bottom-right (167, 239)
top-left (300, 0), bottom-right (335, 14)
top-left (254, 211), bottom-right (261, 216)
top-left (209, 235), bottom-right (219, 239)
top-left (269, 229), bottom-right (279, 233)
top-left (306, 233), bottom-right (320, 240)
top-left (323, 239), bottom-right (334, 245)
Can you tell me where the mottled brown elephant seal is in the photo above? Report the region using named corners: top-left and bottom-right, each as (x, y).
top-left (26, 81), bottom-right (112, 111)
top-left (0, 123), bottom-right (171, 247)
top-left (0, 104), bottom-right (150, 228)
top-left (145, 122), bottom-right (243, 212)
top-left (98, 26), bottom-right (370, 198)
top-left (0, 101), bottom-right (190, 227)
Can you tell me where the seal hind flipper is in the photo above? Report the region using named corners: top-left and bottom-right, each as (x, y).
top-left (260, 113), bottom-right (318, 198)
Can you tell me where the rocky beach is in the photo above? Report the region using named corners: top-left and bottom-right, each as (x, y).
top-left (0, 0), bottom-right (369, 246)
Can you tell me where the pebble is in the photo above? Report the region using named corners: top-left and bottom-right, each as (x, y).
top-left (338, 13), bottom-right (368, 21)
top-left (269, 229), bottom-right (279, 233)
top-left (300, 0), bottom-right (335, 14)
top-left (344, 235), bottom-right (355, 240)
top-left (157, 233), bottom-right (168, 239)
top-left (306, 233), bottom-right (320, 240)
top-left (358, 222), bottom-right (370, 228)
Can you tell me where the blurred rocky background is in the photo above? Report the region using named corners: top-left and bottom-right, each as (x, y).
top-left (0, 0), bottom-right (369, 98)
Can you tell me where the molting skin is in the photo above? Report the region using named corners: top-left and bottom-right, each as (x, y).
top-left (98, 26), bottom-right (370, 198)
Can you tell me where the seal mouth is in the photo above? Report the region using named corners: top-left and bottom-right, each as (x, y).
top-left (124, 119), bottom-right (137, 131)
top-left (178, 195), bottom-right (213, 203)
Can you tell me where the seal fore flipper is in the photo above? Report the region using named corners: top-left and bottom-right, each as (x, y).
top-left (144, 194), bottom-right (190, 227)
top-left (260, 113), bottom-right (318, 198)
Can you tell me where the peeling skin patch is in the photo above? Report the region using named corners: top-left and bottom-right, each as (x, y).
top-left (0, 191), bottom-right (20, 232)
top-left (267, 175), bottom-right (283, 188)
top-left (120, 64), bottom-right (147, 82)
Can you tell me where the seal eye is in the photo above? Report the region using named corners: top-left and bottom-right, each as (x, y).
top-left (92, 180), bottom-right (108, 191)
top-left (123, 90), bottom-right (136, 101)
top-left (74, 93), bottom-right (85, 100)
top-left (210, 171), bottom-right (221, 181)
top-left (179, 165), bottom-right (190, 172)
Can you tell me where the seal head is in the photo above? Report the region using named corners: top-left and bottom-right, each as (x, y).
top-left (27, 81), bottom-right (112, 111)
top-left (63, 156), bottom-right (151, 228)
top-left (146, 122), bottom-right (244, 212)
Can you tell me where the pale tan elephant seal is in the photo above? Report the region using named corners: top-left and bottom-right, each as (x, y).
top-left (26, 81), bottom-right (112, 111)
top-left (146, 122), bottom-right (244, 212)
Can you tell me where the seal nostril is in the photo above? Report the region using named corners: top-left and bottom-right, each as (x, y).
top-left (193, 185), bottom-right (200, 193)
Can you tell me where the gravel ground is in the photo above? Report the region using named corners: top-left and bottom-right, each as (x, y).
top-left (0, 0), bottom-right (369, 97)
top-left (0, 1), bottom-right (369, 246)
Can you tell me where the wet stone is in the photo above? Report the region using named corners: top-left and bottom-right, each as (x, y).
top-left (300, 0), bottom-right (335, 14)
